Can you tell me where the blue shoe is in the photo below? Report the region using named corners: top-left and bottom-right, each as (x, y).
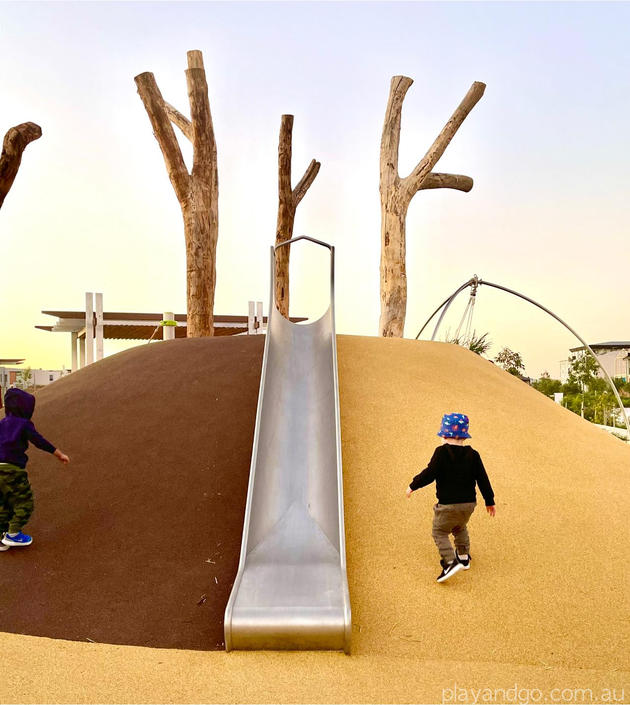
top-left (1, 531), bottom-right (33, 547)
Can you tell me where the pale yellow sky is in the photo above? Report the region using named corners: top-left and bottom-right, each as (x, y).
top-left (1, 2), bottom-right (628, 378)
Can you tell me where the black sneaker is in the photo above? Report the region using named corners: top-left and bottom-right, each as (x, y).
top-left (437, 559), bottom-right (463, 583)
top-left (456, 553), bottom-right (471, 570)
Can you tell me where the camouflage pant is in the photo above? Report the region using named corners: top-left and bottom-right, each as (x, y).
top-left (0, 463), bottom-right (34, 534)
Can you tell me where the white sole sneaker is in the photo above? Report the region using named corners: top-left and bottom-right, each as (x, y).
top-left (1, 536), bottom-right (32, 547)
top-left (437, 561), bottom-right (464, 583)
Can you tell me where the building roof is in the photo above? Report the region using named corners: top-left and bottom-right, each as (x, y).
top-left (36, 310), bottom-right (307, 341)
top-left (0, 358), bottom-right (25, 365)
top-left (570, 341), bottom-right (630, 352)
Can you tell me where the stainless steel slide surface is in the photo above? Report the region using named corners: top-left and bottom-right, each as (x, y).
top-left (224, 236), bottom-right (351, 653)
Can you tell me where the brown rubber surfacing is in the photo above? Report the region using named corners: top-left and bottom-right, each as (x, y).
top-left (0, 336), bottom-right (264, 650)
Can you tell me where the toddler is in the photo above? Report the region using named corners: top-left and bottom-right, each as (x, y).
top-left (406, 413), bottom-right (495, 582)
top-left (0, 388), bottom-right (69, 549)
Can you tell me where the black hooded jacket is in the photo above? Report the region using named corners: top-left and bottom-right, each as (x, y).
top-left (409, 443), bottom-right (495, 506)
top-left (0, 388), bottom-right (56, 469)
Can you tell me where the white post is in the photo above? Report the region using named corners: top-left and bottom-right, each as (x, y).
top-left (256, 301), bottom-right (263, 333)
top-left (71, 332), bottom-right (78, 372)
top-left (79, 335), bottom-right (86, 369)
top-left (95, 292), bottom-right (104, 361)
top-left (85, 292), bottom-right (94, 365)
top-left (162, 312), bottom-right (176, 340)
top-left (248, 301), bottom-right (255, 335)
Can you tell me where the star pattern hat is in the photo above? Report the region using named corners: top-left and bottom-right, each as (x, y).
top-left (437, 413), bottom-right (471, 439)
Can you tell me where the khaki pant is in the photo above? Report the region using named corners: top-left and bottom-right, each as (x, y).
top-left (431, 502), bottom-right (476, 563)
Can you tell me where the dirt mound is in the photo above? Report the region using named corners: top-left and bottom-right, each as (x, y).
top-left (0, 336), bottom-right (264, 650)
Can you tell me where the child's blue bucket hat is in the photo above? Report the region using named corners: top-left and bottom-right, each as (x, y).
top-left (437, 413), bottom-right (471, 439)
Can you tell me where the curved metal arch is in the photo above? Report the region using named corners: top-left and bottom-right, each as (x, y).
top-left (414, 277), bottom-right (477, 341)
top-left (415, 277), bottom-right (630, 442)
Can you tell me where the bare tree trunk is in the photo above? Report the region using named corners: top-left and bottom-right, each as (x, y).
top-left (379, 195), bottom-right (409, 338)
top-left (275, 114), bottom-right (320, 318)
top-left (378, 76), bottom-right (485, 337)
top-left (135, 50), bottom-right (218, 337)
top-left (0, 122), bottom-right (42, 209)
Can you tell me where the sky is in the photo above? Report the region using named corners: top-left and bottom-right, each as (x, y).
top-left (1, 0), bottom-right (628, 378)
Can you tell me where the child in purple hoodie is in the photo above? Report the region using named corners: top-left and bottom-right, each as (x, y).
top-left (0, 388), bottom-right (69, 549)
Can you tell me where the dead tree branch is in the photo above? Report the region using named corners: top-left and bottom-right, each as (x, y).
top-left (0, 122), bottom-right (42, 209)
top-left (165, 103), bottom-right (193, 141)
top-left (418, 173), bottom-right (473, 192)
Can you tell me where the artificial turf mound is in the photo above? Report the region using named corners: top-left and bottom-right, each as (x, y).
top-left (1, 335), bottom-right (628, 703)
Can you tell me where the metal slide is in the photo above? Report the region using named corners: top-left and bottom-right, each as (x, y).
top-left (224, 236), bottom-right (351, 653)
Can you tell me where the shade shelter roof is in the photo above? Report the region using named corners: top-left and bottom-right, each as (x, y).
top-left (36, 310), bottom-right (307, 340)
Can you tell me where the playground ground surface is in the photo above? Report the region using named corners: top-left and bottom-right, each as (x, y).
top-left (1, 335), bottom-right (628, 704)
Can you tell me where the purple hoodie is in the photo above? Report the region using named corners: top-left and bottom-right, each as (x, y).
top-left (0, 388), bottom-right (56, 469)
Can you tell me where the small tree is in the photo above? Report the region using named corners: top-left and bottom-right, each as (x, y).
top-left (594, 388), bottom-right (617, 426)
top-left (567, 353), bottom-right (599, 391)
top-left (494, 347), bottom-right (525, 377)
top-left (613, 377), bottom-right (630, 397)
top-left (565, 353), bottom-right (600, 419)
top-left (17, 367), bottom-right (32, 390)
top-left (532, 371), bottom-right (563, 398)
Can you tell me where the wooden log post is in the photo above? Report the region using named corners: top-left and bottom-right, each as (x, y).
top-left (0, 122), bottom-right (42, 210)
top-left (275, 115), bottom-right (320, 318)
top-left (135, 50), bottom-right (218, 337)
top-left (378, 77), bottom-right (485, 337)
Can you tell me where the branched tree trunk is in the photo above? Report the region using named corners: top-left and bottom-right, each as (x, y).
top-left (275, 114), bottom-right (320, 318)
top-left (0, 122), bottom-right (42, 210)
top-left (135, 50), bottom-right (218, 337)
top-left (379, 76), bottom-right (485, 337)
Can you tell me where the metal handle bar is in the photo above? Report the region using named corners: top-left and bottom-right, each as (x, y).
top-left (274, 235), bottom-right (333, 252)
top-left (271, 235), bottom-right (336, 315)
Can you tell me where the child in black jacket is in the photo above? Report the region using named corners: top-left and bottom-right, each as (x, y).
top-left (406, 413), bottom-right (495, 583)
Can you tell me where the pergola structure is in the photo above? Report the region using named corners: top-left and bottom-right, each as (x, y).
top-left (36, 293), bottom-right (305, 372)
